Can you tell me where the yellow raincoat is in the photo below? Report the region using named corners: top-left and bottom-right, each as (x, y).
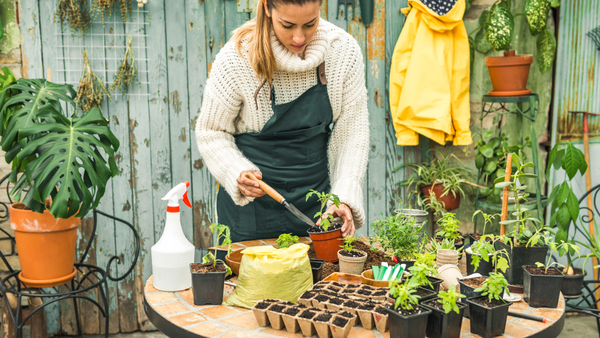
top-left (389, 0), bottom-right (472, 146)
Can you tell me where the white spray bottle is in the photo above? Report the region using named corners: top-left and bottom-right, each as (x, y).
top-left (151, 181), bottom-right (195, 291)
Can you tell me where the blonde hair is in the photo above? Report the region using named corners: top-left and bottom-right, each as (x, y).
top-left (233, 0), bottom-right (321, 84)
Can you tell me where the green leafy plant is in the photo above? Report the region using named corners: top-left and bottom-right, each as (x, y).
top-left (370, 214), bottom-right (424, 261)
top-left (340, 234), bottom-right (358, 254)
top-left (414, 252), bottom-right (436, 269)
top-left (531, 230), bottom-right (579, 274)
top-left (407, 262), bottom-right (438, 289)
top-left (469, 0), bottom-right (559, 74)
top-left (468, 234), bottom-right (510, 274)
top-left (472, 210), bottom-right (497, 236)
top-left (0, 79), bottom-right (120, 218)
top-left (436, 286), bottom-right (466, 314)
top-left (276, 233), bottom-right (299, 249)
top-left (474, 272), bottom-right (510, 302)
top-left (202, 223), bottom-right (232, 274)
top-left (389, 279), bottom-right (420, 311)
top-left (436, 213), bottom-right (464, 242)
top-left (427, 238), bottom-right (455, 256)
top-left (306, 189), bottom-right (340, 231)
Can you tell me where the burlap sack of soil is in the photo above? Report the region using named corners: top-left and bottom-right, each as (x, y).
top-left (225, 243), bottom-right (313, 309)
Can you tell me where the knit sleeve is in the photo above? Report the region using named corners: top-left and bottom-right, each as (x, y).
top-left (195, 50), bottom-right (259, 206)
top-left (328, 40), bottom-right (370, 230)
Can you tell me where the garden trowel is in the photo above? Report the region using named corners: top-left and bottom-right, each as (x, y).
top-left (244, 172), bottom-right (316, 227)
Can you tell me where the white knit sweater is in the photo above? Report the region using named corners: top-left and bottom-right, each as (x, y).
top-left (195, 19), bottom-right (370, 229)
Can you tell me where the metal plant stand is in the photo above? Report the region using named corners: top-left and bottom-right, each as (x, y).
top-left (473, 94), bottom-right (549, 233)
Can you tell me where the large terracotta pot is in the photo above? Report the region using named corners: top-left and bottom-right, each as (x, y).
top-left (485, 50), bottom-right (533, 97)
top-left (10, 203), bottom-right (80, 287)
top-left (421, 183), bottom-right (461, 211)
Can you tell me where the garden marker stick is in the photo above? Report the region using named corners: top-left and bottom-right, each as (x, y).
top-left (500, 153), bottom-right (513, 237)
top-left (372, 266), bottom-right (380, 279)
top-left (382, 266), bottom-right (393, 281)
top-left (151, 182), bottom-right (195, 292)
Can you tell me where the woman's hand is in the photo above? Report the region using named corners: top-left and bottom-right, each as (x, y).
top-left (317, 203), bottom-right (355, 237)
top-left (237, 170), bottom-right (266, 198)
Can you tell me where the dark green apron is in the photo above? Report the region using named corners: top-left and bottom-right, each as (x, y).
top-left (218, 63), bottom-right (333, 242)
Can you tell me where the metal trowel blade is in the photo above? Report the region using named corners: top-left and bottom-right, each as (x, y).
top-left (282, 200), bottom-right (317, 227)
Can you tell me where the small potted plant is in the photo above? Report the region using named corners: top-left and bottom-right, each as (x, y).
top-left (409, 252), bottom-right (443, 292)
top-left (337, 235), bottom-right (367, 275)
top-left (467, 232), bottom-right (510, 278)
top-left (277, 233), bottom-right (299, 249)
top-left (306, 190), bottom-right (343, 262)
top-left (422, 285), bottom-right (467, 338)
top-left (190, 223), bottom-right (232, 306)
top-left (370, 213), bottom-right (424, 269)
top-left (385, 279), bottom-right (431, 338)
top-left (523, 230), bottom-right (580, 308)
top-left (436, 212), bottom-right (465, 250)
top-left (467, 272), bottom-right (512, 337)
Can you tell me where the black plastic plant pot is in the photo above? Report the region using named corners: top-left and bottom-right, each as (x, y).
top-left (190, 266), bottom-right (227, 306)
top-left (466, 296), bottom-right (511, 338)
top-left (494, 240), bottom-right (548, 285)
top-left (421, 299), bottom-right (467, 338)
top-left (384, 304), bottom-right (431, 338)
top-left (561, 268), bottom-right (586, 297)
top-left (522, 265), bottom-right (564, 308)
top-left (459, 278), bottom-right (485, 319)
top-left (396, 259), bottom-right (416, 270)
top-left (310, 259), bottom-right (325, 284)
top-left (422, 276), bottom-right (443, 293)
top-left (466, 252), bottom-right (494, 276)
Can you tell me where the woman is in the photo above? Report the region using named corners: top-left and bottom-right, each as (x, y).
top-left (195, 0), bottom-right (369, 242)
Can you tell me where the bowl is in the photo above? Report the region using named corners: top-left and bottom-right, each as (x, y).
top-left (361, 269), bottom-right (408, 288)
top-left (225, 249), bottom-right (244, 276)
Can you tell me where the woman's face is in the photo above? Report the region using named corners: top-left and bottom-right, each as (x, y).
top-left (265, 1), bottom-right (321, 54)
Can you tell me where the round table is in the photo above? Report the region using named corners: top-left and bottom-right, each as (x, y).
top-left (143, 237), bottom-right (566, 338)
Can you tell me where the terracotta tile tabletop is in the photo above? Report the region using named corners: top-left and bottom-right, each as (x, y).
top-left (144, 238), bottom-right (565, 337)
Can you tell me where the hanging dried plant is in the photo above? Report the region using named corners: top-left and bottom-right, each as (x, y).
top-left (54, 0), bottom-right (91, 36)
top-left (110, 35), bottom-right (138, 93)
top-left (92, 0), bottom-right (132, 27)
top-left (76, 51), bottom-right (111, 112)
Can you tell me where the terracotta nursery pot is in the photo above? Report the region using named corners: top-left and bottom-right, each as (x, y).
top-left (308, 224), bottom-right (343, 262)
top-left (485, 50), bottom-right (533, 97)
top-left (10, 203), bottom-right (80, 288)
top-left (421, 183), bottom-right (460, 211)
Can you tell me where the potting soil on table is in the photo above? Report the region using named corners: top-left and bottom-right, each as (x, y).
top-left (389, 304), bottom-right (427, 316)
top-left (461, 277), bottom-right (486, 288)
top-left (308, 241), bottom-right (396, 278)
top-left (524, 266), bottom-right (562, 275)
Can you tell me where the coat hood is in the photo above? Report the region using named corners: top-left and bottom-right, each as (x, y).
top-left (401, 0), bottom-right (466, 33)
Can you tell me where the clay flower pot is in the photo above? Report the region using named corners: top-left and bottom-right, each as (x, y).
top-left (485, 50), bottom-right (533, 97)
top-left (308, 223), bottom-right (343, 262)
top-left (337, 249), bottom-right (367, 275)
top-left (10, 203), bottom-right (80, 288)
top-left (421, 183), bottom-right (461, 211)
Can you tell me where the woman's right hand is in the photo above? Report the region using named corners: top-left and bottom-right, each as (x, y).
top-left (237, 170), bottom-right (266, 198)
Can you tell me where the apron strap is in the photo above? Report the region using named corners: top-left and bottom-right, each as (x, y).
top-left (318, 62), bottom-right (328, 85)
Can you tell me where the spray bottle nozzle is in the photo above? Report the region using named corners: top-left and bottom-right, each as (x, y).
top-left (162, 181), bottom-right (193, 209)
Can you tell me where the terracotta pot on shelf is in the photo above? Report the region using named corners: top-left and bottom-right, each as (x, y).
top-left (421, 183), bottom-right (461, 211)
top-left (485, 50), bottom-right (533, 97)
top-left (10, 203), bottom-right (80, 288)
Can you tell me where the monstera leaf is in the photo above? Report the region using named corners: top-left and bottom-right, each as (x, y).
top-left (525, 0), bottom-right (551, 35)
top-left (485, 2), bottom-right (514, 51)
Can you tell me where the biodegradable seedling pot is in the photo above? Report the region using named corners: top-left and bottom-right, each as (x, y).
top-left (266, 303), bottom-right (288, 330)
top-left (495, 240), bottom-right (548, 285)
top-left (330, 315), bottom-right (353, 338)
top-left (308, 223), bottom-right (343, 262)
top-left (466, 297), bottom-right (511, 338)
top-left (422, 299), bottom-right (467, 338)
top-left (437, 264), bottom-right (462, 292)
top-left (297, 309), bottom-right (319, 337)
top-left (436, 249), bottom-right (459, 268)
top-left (373, 306), bottom-right (389, 333)
top-left (385, 304), bottom-right (431, 338)
top-left (466, 251), bottom-right (494, 276)
top-left (561, 268), bottom-right (586, 297)
top-left (523, 265), bottom-right (564, 308)
top-left (298, 291), bottom-right (316, 307)
top-left (282, 307), bottom-right (301, 334)
top-left (485, 51), bottom-right (533, 96)
top-left (310, 259), bottom-right (326, 283)
top-left (313, 312), bottom-right (333, 338)
top-left (190, 263), bottom-right (227, 306)
top-left (337, 249), bottom-right (367, 275)
top-left (421, 183), bottom-right (460, 211)
top-left (251, 300), bottom-right (272, 327)
top-left (356, 307), bottom-right (375, 330)
top-left (337, 310), bottom-right (357, 327)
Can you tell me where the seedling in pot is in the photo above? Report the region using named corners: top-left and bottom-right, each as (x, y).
top-left (306, 189), bottom-right (340, 232)
top-left (414, 252), bottom-right (436, 269)
top-left (277, 233), bottom-right (299, 249)
top-left (469, 234), bottom-right (510, 274)
top-left (407, 263), bottom-right (438, 290)
top-left (201, 223), bottom-right (232, 274)
top-left (389, 279), bottom-right (421, 311)
top-left (427, 238), bottom-right (455, 256)
top-left (436, 285), bottom-right (466, 314)
top-left (474, 272), bottom-right (509, 302)
top-left (530, 230), bottom-right (579, 275)
top-left (436, 212), bottom-right (464, 243)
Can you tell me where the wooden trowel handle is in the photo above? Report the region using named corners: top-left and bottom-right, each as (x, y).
top-left (244, 172), bottom-right (284, 204)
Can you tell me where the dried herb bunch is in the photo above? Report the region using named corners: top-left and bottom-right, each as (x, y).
top-left (110, 35), bottom-right (138, 93)
top-left (76, 51), bottom-right (111, 112)
top-left (92, 0), bottom-right (132, 27)
top-left (54, 0), bottom-right (91, 36)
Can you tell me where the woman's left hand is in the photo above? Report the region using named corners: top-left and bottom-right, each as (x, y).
top-left (317, 203), bottom-right (355, 237)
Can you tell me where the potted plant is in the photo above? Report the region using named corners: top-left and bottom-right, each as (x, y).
top-left (0, 78), bottom-right (119, 288)
top-left (190, 223), bottom-right (232, 305)
top-left (385, 279), bottom-right (431, 338)
top-left (523, 230), bottom-right (580, 308)
top-left (466, 221), bottom-right (510, 278)
top-left (370, 213), bottom-right (424, 269)
top-left (421, 285), bottom-right (467, 338)
top-left (396, 150), bottom-right (473, 213)
top-left (467, 272), bottom-right (512, 338)
top-left (469, 0), bottom-right (559, 95)
top-left (337, 235), bottom-right (367, 275)
top-left (277, 233), bottom-right (299, 249)
top-left (306, 190), bottom-right (343, 262)
top-left (436, 212), bottom-right (465, 250)
top-left (407, 261), bottom-right (442, 293)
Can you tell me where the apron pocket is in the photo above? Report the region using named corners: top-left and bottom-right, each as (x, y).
top-left (271, 122), bottom-right (329, 166)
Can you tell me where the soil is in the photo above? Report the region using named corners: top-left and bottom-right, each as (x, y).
top-left (264, 299), bottom-right (277, 303)
top-left (361, 285), bottom-right (376, 291)
top-left (308, 241), bottom-right (396, 278)
top-left (415, 288), bottom-right (433, 298)
top-left (344, 300), bottom-right (360, 308)
top-left (329, 297), bottom-right (345, 305)
top-left (339, 311), bottom-right (353, 318)
top-left (330, 281), bottom-right (346, 288)
top-left (269, 304), bottom-right (287, 313)
top-left (300, 291), bottom-right (315, 299)
top-left (315, 295), bottom-right (330, 302)
top-left (328, 286), bottom-right (341, 292)
top-left (357, 289), bottom-right (372, 296)
top-left (391, 305), bottom-right (427, 317)
top-left (358, 303), bottom-right (376, 311)
top-left (323, 291), bottom-right (339, 297)
top-left (190, 262), bottom-right (227, 273)
top-left (340, 249), bottom-right (366, 258)
top-left (332, 317), bottom-right (349, 327)
top-left (314, 313), bottom-right (333, 322)
top-left (284, 308), bottom-right (301, 316)
top-left (374, 306), bottom-right (387, 315)
top-left (345, 284), bottom-right (359, 289)
top-left (255, 301), bottom-right (270, 310)
top-left (525, 266), bottom-right (562, 276)
top-left (321, 262), bottom-right (340, 278)
top-left (280, 301), bottom-right (295, 306)
top-left (423, 300), bottom-right (444, 311)
top-left (461, 277), bottom-right (487, 288)
top-left (470, 297), bottom-right (507, 308)
top-left (298, 304), bottom-right (307, 309)
top-left (372, 290), bottom-right (387, 297)
top-left (470, 233), bottom-right (492, 242)
top-left (312, 284), bottom-right (327, 289)
top-left (299, 310), bottom-right (317, 319)
top-left (308, 223), bottom-right (343, 234)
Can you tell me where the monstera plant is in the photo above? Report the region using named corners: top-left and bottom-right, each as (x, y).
top-left (0, 78), bottom-right (119, 287)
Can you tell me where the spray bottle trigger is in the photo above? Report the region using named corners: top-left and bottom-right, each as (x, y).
top-left (182, 191), bottom-right (192, 208)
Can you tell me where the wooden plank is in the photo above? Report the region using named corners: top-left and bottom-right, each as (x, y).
top-left (327, 0), bottom-right (347, 30)
top-left (225, 0), bottom-right (249, 40)
top-left (17, 0), bottom-right (43, 78)
top-left (78, 218), bottom-right (100, 334)
top-left (205, 0), bottom-right (225, 70)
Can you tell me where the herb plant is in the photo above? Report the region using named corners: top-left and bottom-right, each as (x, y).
top-left (472, 210), bottom-right (497, 236)
top-left (276, 233), bottom-right (299, 249)
top-left (389, 279), bottom-right (420, 311)
top-left (531, 230), bottom-right (580, 274)
top-left (407, 262), bottom-right (438, 289)
top-left (437, 286), bottom-right (466, 314)
top-left (110, 35), bottom-right (139, 93)
top-left (414, 252), bottom-right (436, 269)
top-left (306, 189), bottom-right (340, 231)
top-left (474, 272), bottom-right (509, 302)
top-left (468, 234), bottom-right (510, 273)
top-left (202, 223), bottom-right (232, 274)
top-left (427, 238), bottom-right (455, 256)
top-left (370, 214), bottom-right (424, 261)
top-left (340, 235), bottom-right (358, 254)
top-left (436, 213), bottom-right (463, 242)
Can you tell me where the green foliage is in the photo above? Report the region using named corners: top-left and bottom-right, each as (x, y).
top-left (370, 214), bottom-right (424, 261)
top-left (414, 252), bottom-right (436, 269)
top-left (427, 238), bottom-right (455, 256)
top-left (0, 67), bottom-right (16, 133)
top-left (277, 233), bottom-right (299, 249)
top-left (474, 272), bottom-right (509, 302)
top-left (437, 286), bottom-right (466, 314)
top-left (202, 223), bottom-right (233, 274)
top-left (389, 279), bottom-right (420, 311)
top-left (469, 234), bottom-right (510, 273)
top-left (531, 230), bottom-right (580, 274)
top-left (485, 2), bottom-right (514, 51)
top-left (0, 79), bottom-right (120, 218)
top-left (525, 0), bottom-right (551, 35)
top-left (472, 210), bottom-right (497, 236)
top-left (536, 29), bottom-right (556, 74)
top-left (341, 234), bottom-right (358, 254)
top-left (436, 213), bottom-right (463, 242)
top-left (407, 262), bottom-right (438, 289)
top-left (306, 190), bottom-right (340, 231)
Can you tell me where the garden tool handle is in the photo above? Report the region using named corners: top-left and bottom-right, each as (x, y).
top-left (244, 172), bottom-right (285, 204)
